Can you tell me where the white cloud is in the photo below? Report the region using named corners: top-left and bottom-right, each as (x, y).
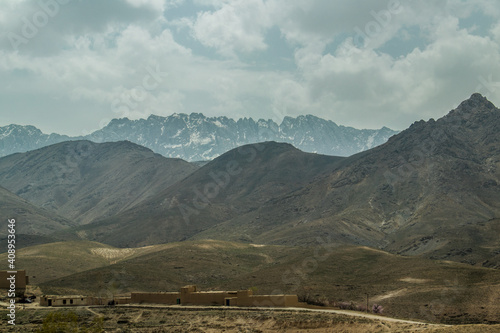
top-left (124, 0), bottom-right (165, 11)
top-left (191, 0), bottom-right (272, 57)
top-left (491, 22), bottom-right (500, 43)
top-left (268, 0), bottom-right (408, 47)
top-left (1, 0), bottom-right (500, 136)
top-left (288, 15), bottom-right (500, 129)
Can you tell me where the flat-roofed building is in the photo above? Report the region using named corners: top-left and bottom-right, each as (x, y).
top-left (39, 296), bottom-right (103, 307)
top-left (131, 285), bottom-right (302, 308)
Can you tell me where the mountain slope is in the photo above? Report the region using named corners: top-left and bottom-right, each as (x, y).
top-left (19, 239), bottom-right (500, 324)
top-left (0, 240), bottom-right (177, 283)
top-left (0, 185), bottom-right (75, 248)
top-left (78, 94), bottom-right (500, 268)
top-left (75, 142), bottom-right (344, 247)
top-left (201, 93), bottom-right (500, 266)
top-left (0, 140), bottom-right (198, 225)
top-left (0, 114), bottom-right (398, 161)
top-left (0, 186), bottom-right (74, 237)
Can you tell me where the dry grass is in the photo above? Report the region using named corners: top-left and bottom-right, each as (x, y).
top-left (2, 306), bottom-right (493, 333)
top-left (4, 239), bottom-right (500, 324)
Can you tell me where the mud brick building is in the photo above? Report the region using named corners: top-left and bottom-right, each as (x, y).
top-left (131, 285), bottom-right (302, 307)
top-left (39, 295), bottom-right (102, 307)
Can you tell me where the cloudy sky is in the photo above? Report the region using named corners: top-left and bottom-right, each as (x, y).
top-left (1, 0), bottom-right (500, 136)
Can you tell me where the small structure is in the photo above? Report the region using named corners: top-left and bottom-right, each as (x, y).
top-left (38, 286), bottom-right (302, 308)
top-left (131, 285), bottom-right (301, 308)
top-left (113, 296), bottom-right (132, 305)
top-left (0, 270), bottom-right (29, 297)
top-left (39, 295), bottom-right (103, 307)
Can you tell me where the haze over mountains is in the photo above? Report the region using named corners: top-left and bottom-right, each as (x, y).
top-left (1, 93), bottom-right (500, 324)
top-left (0, 113), bottom-right (398, 161)
top-left (0, 141), bottom-right (197, 226)
top-left (0, 94), bottom-right (498, 266)
top-left (0, 186), bottom-right (73, 236)
top-left (238, 93), bottom-right (500, 266)
top-left (23, 93), bottom-right (491, 269)
top-left (76, 142), bottom-right (345, 246)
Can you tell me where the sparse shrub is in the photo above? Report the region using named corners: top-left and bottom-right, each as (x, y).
top-left (36, 312), bottom-right (79, 333)
top-left (36, 311), bottom-right (103, 333)
top-left (336, 301), bottom-right (368, 312)
top-left (337, 302), bottom-right (356, 310)
top-left (372, 304), bottom-right (384, 314)
top-left (336, 302), bottom-right (348, 310)
top-left (298, 292), bottom-right (329, 306)
top-left (319, 296), bottom-right (330, 307)
top-left (356, 304), bottom-right (367, 312)
top-left (298, 292), bottom-right (312, 303)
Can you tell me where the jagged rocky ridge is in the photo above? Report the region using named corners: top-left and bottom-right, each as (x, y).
top-left (70, 94), bottom-right (500, 268)
top-left (0, 125), bottom-right (71, 158)
top-left (0, 114), bottom-right (397, 161)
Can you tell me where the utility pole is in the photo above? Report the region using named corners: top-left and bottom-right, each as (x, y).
top-left (365, 293), bottom-right (369, 313)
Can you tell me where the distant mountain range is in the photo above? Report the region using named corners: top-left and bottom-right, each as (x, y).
top-left (48, 93), bottom-right (499, 268)
top-left (2, 94), bottom-right (500, 325)
top-left (0, 114), bottom-right (398, 161)
top-left (1, 94), bottom-right (498, 269)
top-left (0, 125), bottom-right (71, 157)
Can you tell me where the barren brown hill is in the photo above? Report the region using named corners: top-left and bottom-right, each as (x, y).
top-left (74, 94), bottom-right (500, 270)
top-left (192, 93), bottom-right (500, 267)
top-left (15, 239), bottom-right (499, 324)
top-left (0, 140), bottom-right (198, 225)
top-left (0, 185), bottom-right (75, 248)
top-left (75, 141), bottom-right (344, 246)
top-left (0, 240), bottom-right (168, 283)
top-left (3, 94), bottom-right (499, 270)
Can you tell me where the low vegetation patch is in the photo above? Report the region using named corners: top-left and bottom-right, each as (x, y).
top-left (2, 307), bottom-right (499, 332)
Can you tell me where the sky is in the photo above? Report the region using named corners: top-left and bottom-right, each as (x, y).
top-left (1, 0), bottom-right (500, 136)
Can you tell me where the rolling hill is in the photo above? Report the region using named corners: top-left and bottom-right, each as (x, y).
top-left (0, 185), bottom-right (75, 248)
top-left (70, 94), bottom-right (500, 269)
top-left (0, 240), bottom-right (177, 283)
top-left (0, 140), bottom-right (198, 225)
top-left (9, 239), bottom-right (499, 324)
top-left (1, 94), bottom-right (498, 270)
top-left (0, 185), bottom-right (74, 236)
top-left (73, 141), bottom-right (344, 246)
top-left (226, 93), bottom-right (500, 266)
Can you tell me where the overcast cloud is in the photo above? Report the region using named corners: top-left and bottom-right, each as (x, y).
top-left (1, 0), bottom-right (500, 135)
